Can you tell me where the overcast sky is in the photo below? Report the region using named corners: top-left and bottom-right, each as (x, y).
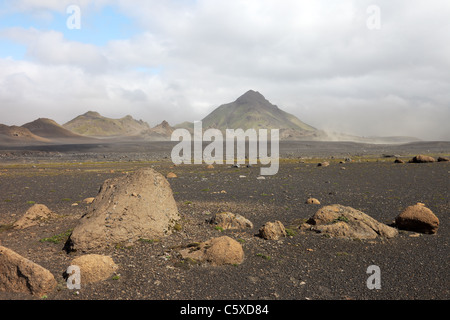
top-left (0, 0), bottom-right (449, 140)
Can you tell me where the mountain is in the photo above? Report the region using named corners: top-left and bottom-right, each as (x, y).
top-left (63, 111), bottom-right (150, 137)
top-left (202, 90), bottom-right (316, 132)
top-left (175, 90), bottom-right (319, 140)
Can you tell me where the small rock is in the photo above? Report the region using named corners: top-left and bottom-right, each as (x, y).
top-left (13, 204), bottom-right (58, 230)
top-left (395, 204), bottom-right (439, 234)
top-left (409, 155), bottom-right (436, 163)
top-left (83, 197), bottom-right (95, 204)
top-left (318, 161), bottom-right (330, 167)
top-left (258, 221), bottom-right (287, 240)
top-left (167, 172), bottom-right (177, 178)
top-left (209, 212), bottom-right (253, 230)
top-left (179, 236), bottom-right (244, 266)
top-left (437, 156), bottom-right (449, 162)
top-left (306, 198), bottom-right (321, 205)
top-left (69, 254), bottom-right (118, 284)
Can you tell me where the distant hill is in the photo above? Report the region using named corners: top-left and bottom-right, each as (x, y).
top-left (63, 111), bottom-right (150, 137)
top-left (0, 124), bottom-right (51, 144)
top-left (22, 118), bottom-right (85, 139)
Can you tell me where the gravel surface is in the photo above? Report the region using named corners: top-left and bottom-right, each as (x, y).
top-left (0, 141), bottom-right (448, 305)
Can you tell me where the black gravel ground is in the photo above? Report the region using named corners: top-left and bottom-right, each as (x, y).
top-left (0, 141), bottom-right (448, 314)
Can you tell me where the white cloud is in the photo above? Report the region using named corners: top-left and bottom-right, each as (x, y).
top-left (0, 0), bottom-right (449, 140)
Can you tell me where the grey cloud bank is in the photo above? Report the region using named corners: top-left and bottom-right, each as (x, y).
top-left (0, 0), bottom-right (449, 141)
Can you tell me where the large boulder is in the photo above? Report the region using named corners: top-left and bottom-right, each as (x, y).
top-left (179, 236), bottom-right (244, 266)
top-left (395, 204), bottom-right (439, 234)
top-left (0, 246), bottom-right (57, 297)
top-left (69, 254), bottom-right (118, 284)
top-left (209, 212), bottom-right (253, 230)
top-left (65, 168), bottom-right (181, 252)
top-left (13, 204), bottom-right (58, 230)
top-left (301, 205), bottom-right (398, 239)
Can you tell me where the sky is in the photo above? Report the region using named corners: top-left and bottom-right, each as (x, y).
top-left (0, 0), bottom-right (449, 140)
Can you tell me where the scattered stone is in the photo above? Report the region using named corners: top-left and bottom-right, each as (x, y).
top-left (83, 197), bottom-right (95, 204)
top-left (13, 204), bottom-right (58, 230)
top-left (71, 203), bottom-right (79, 207)
top-left (395, 204), bottom-right (439, 234)
top-left (65, 168), bottom-right (181, 252)
top-left (167, 172), bottom-right (177, 178)
top-left (301, 204), bottom-right (398, 239)
top-left (256, 176), bottom-right (266, 180)
top-left (306, 198), bottom-right (321, 205)
top-left (209, 212), bottom-right (253, 230)
top-left (258, 221), bottom-right (287, 240)
top-left (0, 246), bottom-right (57, 296)
top-left (437, 156), bottom-right (449, 162)
top-left (179, 236), bottom-right (244, 266)
top-left (409, 155), bottom-right (436, 163)
top-left (318, 161), bottom-right (330, 167)
top-left (69, 254), bottom-right (118, 284)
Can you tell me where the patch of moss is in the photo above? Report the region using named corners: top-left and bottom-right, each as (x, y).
top-left (39, 229), bottom-right (73, 244)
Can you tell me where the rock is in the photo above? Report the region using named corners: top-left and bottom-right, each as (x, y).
top-left (258, 221), bottom-right (287, 240)
top-left (302, 205), bottom-right (398, 239)
top-left (65, 168), bottom-right (181, 252)
top-left (179, 236), bottom-right (244, 266)
top-left (209, 212), bottom-right (253, 230)
top-left (306, 198), bottom-right (321, 205)
top-left (13, 204), bottom-right (58, 230)
top-left (166, 172), bottom-right (177, 178)
top-left (409, 155), bottom-right (436, 163)
top-left (256, 176), bottom-right (266, 180)
top-left (318, 161), bottom-right (330, 167)
top-left (206, 164), bottom-right (214, 169)
top-left (69, 254), bottom-right (118, 284)
top-left (205, 237), bottom-right (245, 266)
top-left (437, 156), bottom-right (449, 162)
top-left (83, 197), bottom-right (95, 204)
top-left (0, 246), bottom-right (57, 296)
top-left (395, 204), bottom-right (439, 234)
top-left (394, 159), bottom-right (405, 164)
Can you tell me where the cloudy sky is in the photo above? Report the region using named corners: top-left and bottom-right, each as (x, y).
top-left (0, 0), bottom-right (449, 140)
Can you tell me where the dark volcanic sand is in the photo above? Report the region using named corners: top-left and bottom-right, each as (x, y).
top-left (0, 141), bottom-right (448, 302)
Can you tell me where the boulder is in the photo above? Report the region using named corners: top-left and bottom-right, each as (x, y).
top-left (13, 204), bottom-right (58, 230)
top-left (179, 236), bottom-right (244, 266)
top-left (65, 168), bottom-right (181, 252)
top-left (69, 254), bottom-right (118, 284)
top-left (209, 212), bottom-right (253, 230)
top-left (0, 246), bottom-right (57, 296)
top-left (302, 205), bottom-right (398, 239)
top-left (395, 204), bottom-right (439, 234)
top-left (409, 155), bottom-right (436, 163)
top-left (258, 221), bottom-right (287, 240)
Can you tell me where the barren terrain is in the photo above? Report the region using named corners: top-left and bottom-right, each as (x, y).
top-left (0, 141), bottom-right (448, 303)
